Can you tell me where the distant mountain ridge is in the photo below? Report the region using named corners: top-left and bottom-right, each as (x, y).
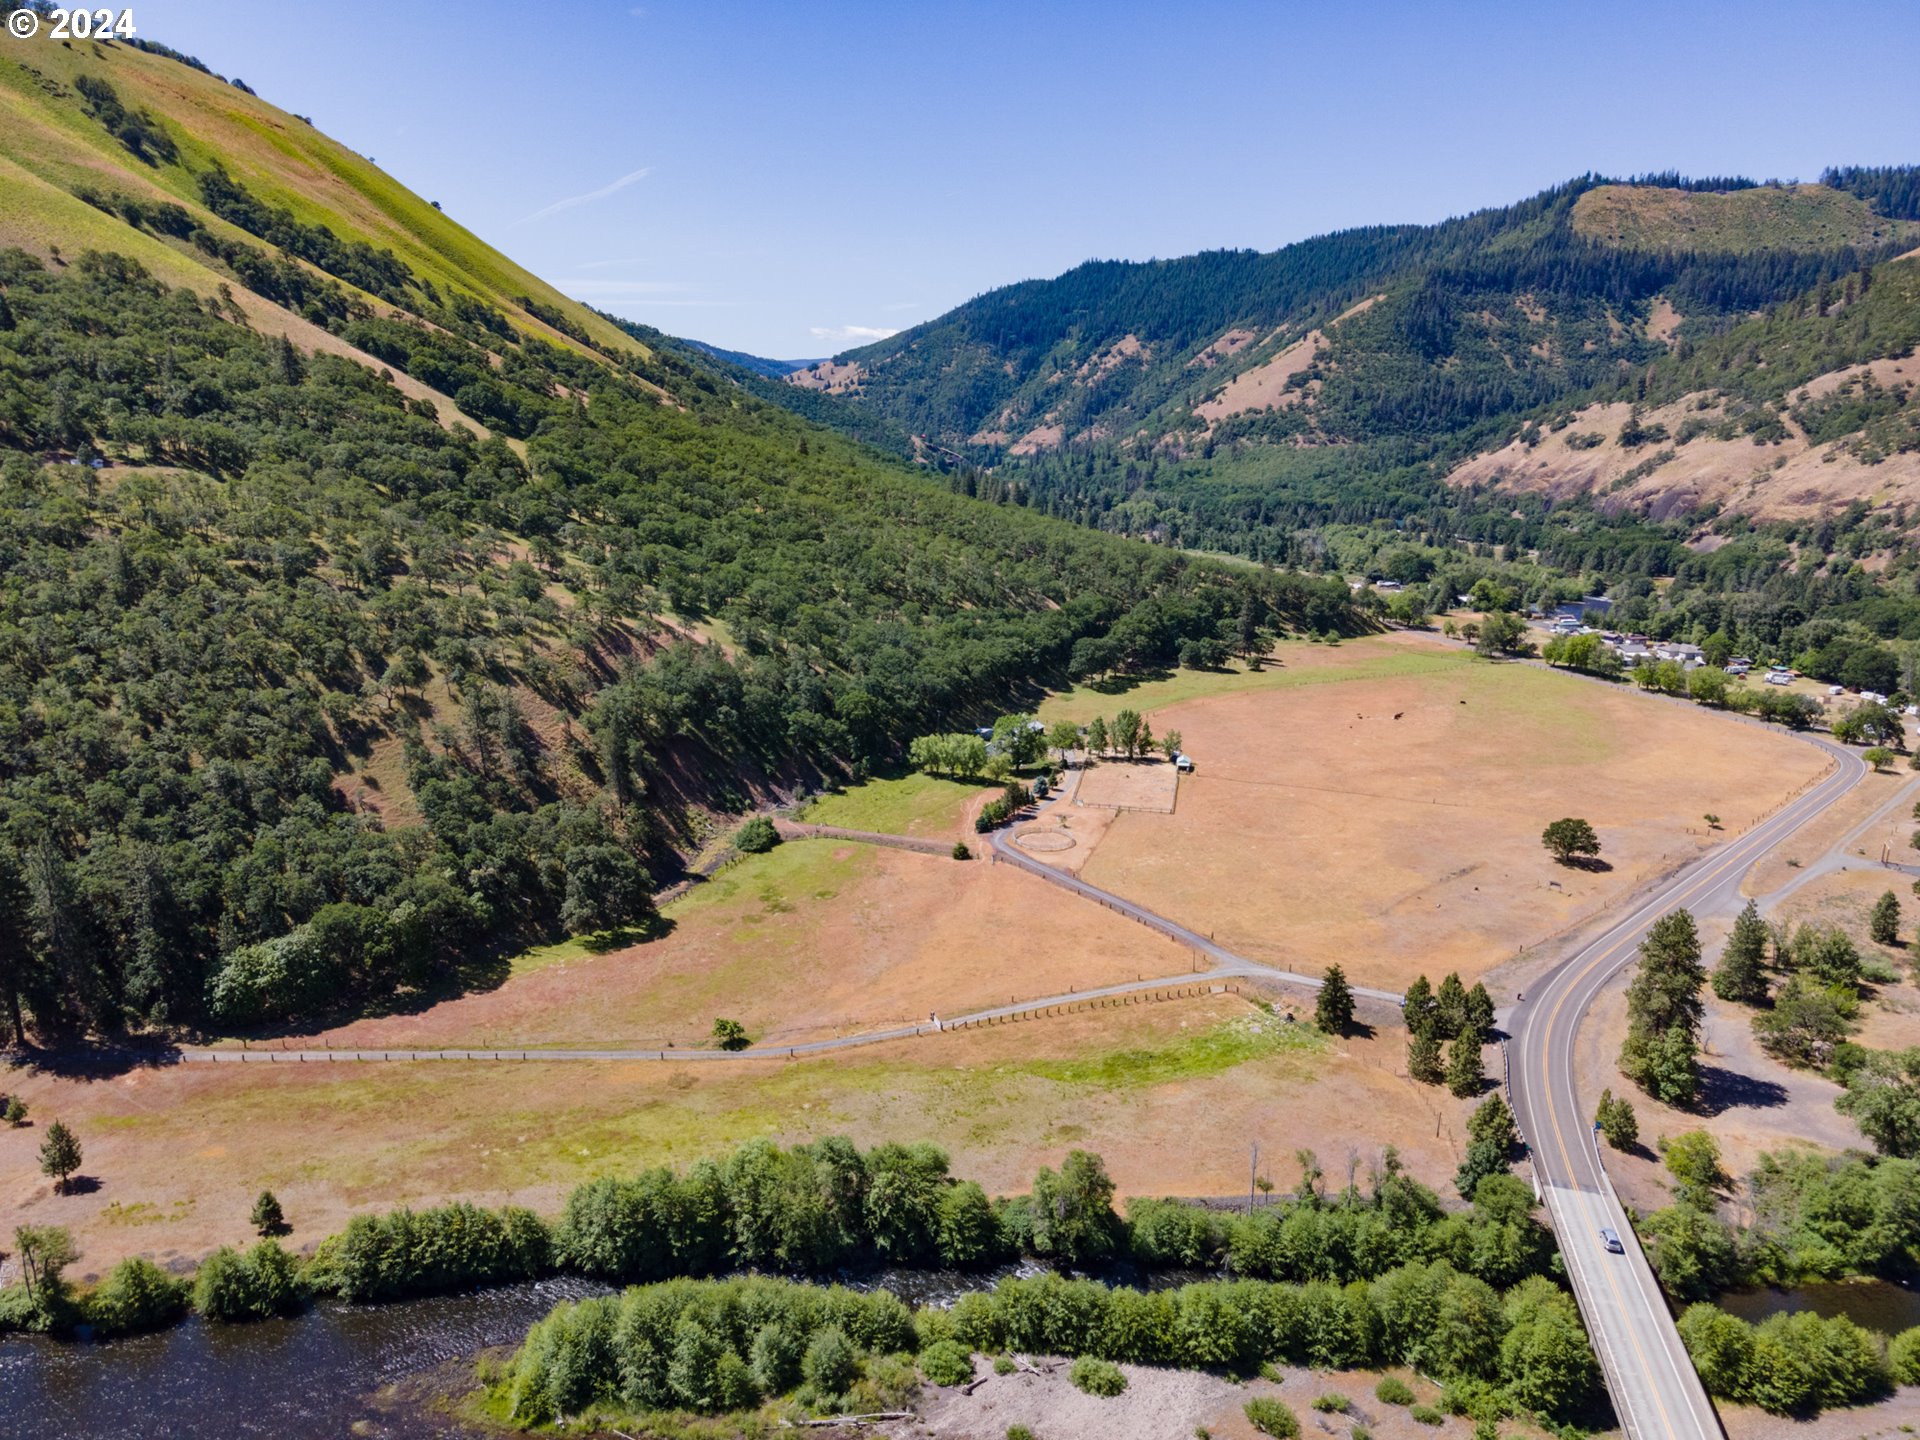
top-left (786, 170), bottom-right (1920, 549)
top-left (793, 174), bottom-right (1916, 461)
top-left (681, 339), bottom-right (821, 379)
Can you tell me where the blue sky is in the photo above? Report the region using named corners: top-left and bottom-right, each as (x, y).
top-left (154, 0), bottom-right (1920, 358)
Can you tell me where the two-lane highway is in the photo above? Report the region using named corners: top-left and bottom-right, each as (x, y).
top-left (1507, 735), bottom-right (1867, 1440)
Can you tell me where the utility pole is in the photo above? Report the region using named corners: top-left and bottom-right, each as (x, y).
top-left (1248, 1142), bottom-right (1259, 1213)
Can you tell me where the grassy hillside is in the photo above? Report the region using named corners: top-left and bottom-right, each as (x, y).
top-left (1571, 182), bottom-right (1913, 253)
top-left (0, 39), bottom-right (1359, 1046)
top-left (0, 37), bottom-right (640, 361)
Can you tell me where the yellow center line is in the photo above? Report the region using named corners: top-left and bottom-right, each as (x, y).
top-left (1542, 929), bottom-right (1681, 1437)
top-left (1536, 755), bottom-right (1857, 1439)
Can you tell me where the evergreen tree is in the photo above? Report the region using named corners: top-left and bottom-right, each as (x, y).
top-left (1237, 592), bottom-right (1263, 660)
top-left (1315, 965), bottom-right (1355, 1036)
top-left (1595, 1088), bottom-right (1639, 1150)
top-left (1434, 972), bottom-right (1469, 1041)
top-left (1403, 975), bottom-right (1436, 1035)
top-left (1621, 909), bottom-right (1706, 1107)
top-left (0, 847), bottom-right (32, 1043)
top-left (1644, 1025), bottom-right (1703, 1109)
top-left (1713, 899), bottom-right (1770, 1005)
top-left (1871, 891), bottom-right (1902, 947)
top-left (1455, 1138), bottom-right (1511, 1201)
top-left (1463, 983), bottom-right (1496, 1044)
top-left (251, 1190), bottom-right (286, 1236)
top-left (1467, 1093), bottom-right (1518, 1154)
top-left (26, 839), bottom-right (93, 1034)
top-left (1446, 1034), bottom-right (1485, 1098)
top-left (1085, 716), bottom-right (1109, 756)
top-left (39, 1120), bottom-right (82, 1193)
top-left (1408, 1027), bottom-right (1445, 1085)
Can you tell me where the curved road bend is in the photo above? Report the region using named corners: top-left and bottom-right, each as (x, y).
top-left (1508, 736), bottom-right (1866, 1440)
top-left (986, 821), bottom-right (1403, 1004)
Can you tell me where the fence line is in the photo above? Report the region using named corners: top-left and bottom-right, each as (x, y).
top-left (945, 981), bottom-right (1238, 1031)
top-left (774, 821), bottom-right (951, 856)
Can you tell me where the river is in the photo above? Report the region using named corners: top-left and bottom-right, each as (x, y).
top-left (1716, 1278), bottom-right (1920, 1334)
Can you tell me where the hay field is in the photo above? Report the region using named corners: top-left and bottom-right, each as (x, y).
top-left (1068, 635), bottom-right (1830, 992)
top-left (255, 840), bottom-right (1196, 1054)
top-left (1, 996), bottom-right (1472, 1277)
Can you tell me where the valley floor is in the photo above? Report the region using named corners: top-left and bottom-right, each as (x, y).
top-left (0, 634), bottom-right (1866, 1294)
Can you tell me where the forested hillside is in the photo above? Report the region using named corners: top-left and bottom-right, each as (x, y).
top-left (796, 175), bottom-right (1914, 469)
top-left (782, 167), bottom-right (1920, 714)
top-left (0, 39), bottom-right (1354, 1045)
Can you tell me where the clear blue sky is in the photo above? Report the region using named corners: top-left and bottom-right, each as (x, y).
top-left (153, 0), bottom-right (1920, 358)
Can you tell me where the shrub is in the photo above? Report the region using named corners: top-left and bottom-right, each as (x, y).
top-left (1126, 1196), bottom-right (1227, 1268)
top-left (920, 1339), bottom-right (974, 1386)
top-left (735, 816), bottom-right (780, 853)
top-left (1375, 1376), bottom-right (1416, 1406)
top-left (803, 1324), bottom-right (860, 1400)
top-left (311, 1202), bottom-right (550, 1302)
top-left (952, 841), bottom-right (972, 860)
top-left (1409, 1405), bottom-right (1445, 1426)
top-left (1677, 1303), bottom-right (1892, 1413)
top-left (1890, 1326), bottom-right (1920, 1384)
top-left (711, 1017), bottom-right (749, 1050)
top-left (1007, 1428), bottom-right (1036, 1440)
top-left (85, 1257), bottom-right (189, 1337)
top-left (994, 1354), bottom-right (1017, 1375)
top-left (1245, 1397), bottom-right (1300, 1437)
top-left (193, 1240), bottom-right (302, 1322)
top-left (1312, 1392), bottom-right (1350, 1412)
top-left (1069, 1356), bottom-right (1127, 1397)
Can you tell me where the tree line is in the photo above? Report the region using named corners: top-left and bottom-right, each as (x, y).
top-left (499, 1261), bottom-right (1604, 1428)
top-left (1, 1137), bottom-right (1557, 1341)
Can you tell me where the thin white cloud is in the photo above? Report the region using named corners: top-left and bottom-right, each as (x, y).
top-left (515, 165), bottom-right (652, 225)
top-left (553, 279), bottom-right (688, 296)
top-left (810, 324), bottom-right (900, 343)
